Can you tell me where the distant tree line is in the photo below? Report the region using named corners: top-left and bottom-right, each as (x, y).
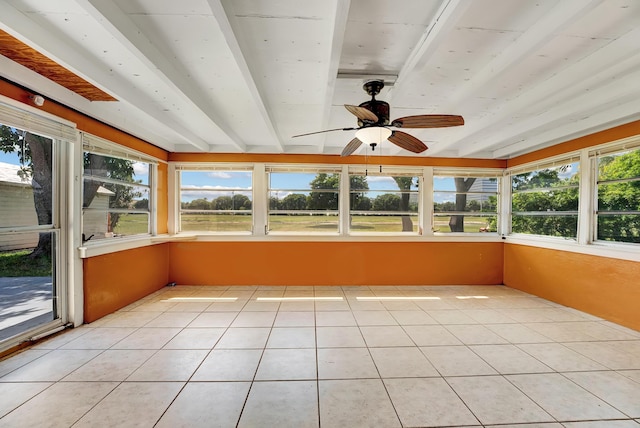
top-left (181, 193), bottom-right (252, 211)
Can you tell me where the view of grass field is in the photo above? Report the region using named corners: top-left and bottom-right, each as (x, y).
top-left (115, 213), bottom-right (494, 234)
top-left (0, 249), bottom-right (52, 277)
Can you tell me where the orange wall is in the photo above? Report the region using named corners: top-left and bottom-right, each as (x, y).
top-left (508, 119), bottom-right (640, 167)
top-left (168, 241), bottom-right (503, 286)
top-left (504, 244), bottom-right (640, 331)
top-left (170, 152), bottom-right (506, 168)
top-left (83, 244), bottom-right (170, 322)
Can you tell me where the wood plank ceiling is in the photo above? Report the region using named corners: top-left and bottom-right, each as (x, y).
top-left (0, 0), bottom-right (639, 158)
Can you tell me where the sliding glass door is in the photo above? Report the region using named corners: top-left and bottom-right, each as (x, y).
top-left (0, 121), bottom-right (66, 346)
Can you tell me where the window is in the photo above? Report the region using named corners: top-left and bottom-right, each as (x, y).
top-left (82, 135), bottom-right (154, 241)
top-left (433, 172), bottom-right (500, 233)
top-left (349, 168), bottom-right (420, 233)
top-left (595, 146), bottom-right (640, 243)
top-left (510, 158), bottom-right (580, 238)
top-left (179, 169), bottom-right (253, 233)
top-left (267, 167), bottom-right (340, 233)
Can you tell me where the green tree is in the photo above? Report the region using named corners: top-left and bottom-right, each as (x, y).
top-left (232, 194), bottom-right (252, 210)
top-left (214, 196), bottom-right (232, 210)
top-left (373, 193), bottom-right (401, 211)
top-left (349, 175), bottom-right (370, 211)
top-left (184, 198), bottom-right (211, 210)
top-left (269, 196), bottom-right (281, 210)
top-left (308, 173), bottom-right (339, 210)
top-left (1, 128), bottom-right (53, 257)
top-left (282, 193), bottom-right (307, 210)
top-left (597, 150), bottom-right (640, 242)
top-left (511, 168), bottom-right (579, 237)
top-left (393, 177), bottom-right (417, 232)
top-left (449, 178), bottom-right (476, 232)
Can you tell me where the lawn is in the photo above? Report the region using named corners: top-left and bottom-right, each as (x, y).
top-left (0, 249), bottom-right (52, 277)
top-left (153, 213), bottom-right (496, 233)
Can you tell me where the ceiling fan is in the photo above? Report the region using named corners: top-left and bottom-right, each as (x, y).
top-left (292, 80), bottom-right (464, 156)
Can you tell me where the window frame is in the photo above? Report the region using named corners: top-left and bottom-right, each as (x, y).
top-left (508, 155), bottom-right (581, 240)
top-left (81, 133), bottom-right (157, 243)
top-left (590, 140), bottom-right (640, 246)
top-left (176, 165), bottom-right (254, 234)
top-left (432, 168), bottom-right (502, 235)
top-left (347, 166), bottom-right (423, 235)
top-left (266, 165), bottom-right (342, 235)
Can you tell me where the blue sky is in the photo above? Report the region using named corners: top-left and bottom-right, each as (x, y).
top-left (3, 148), bottom-right (494, 204)
top-left (180, 170), bottom-right (461, 203)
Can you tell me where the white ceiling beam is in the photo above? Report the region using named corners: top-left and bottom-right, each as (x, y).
top-left (206, 0), bottom-right (284, 152)
top-left (479, 70), bottom-right (640, 158)
top-left (319, 0), bottom-right (351, 154)
top-left (388, 0), bottom-right (470, 99)
top-left (75, 0), bottom-right (245, 152)
top-left (433, 25), bottom-right (640, 157)
top-left (443, 0), bottom-right (603, 110)
top-left (0, 54), bottom-right (179, 151)
top-left (0, 1), bottom-right (211, 152)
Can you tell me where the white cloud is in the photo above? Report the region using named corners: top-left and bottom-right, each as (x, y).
top-left (207, 171), bottom-right (232, 179)
top-left (181, 184), bottom-right (252, 201)
top-left (366, 176), bottom-right (395, 183)
top-left (132, 161), bottom-right (148, 176)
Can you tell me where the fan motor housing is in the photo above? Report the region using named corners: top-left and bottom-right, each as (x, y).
top-left (358, 99), bottom-right (390, 126)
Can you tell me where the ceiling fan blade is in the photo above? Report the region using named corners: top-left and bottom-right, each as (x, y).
top-left (391, 114), bottom-right (464, 128)
top-left (345, 105), bottom-right (378, 123)
top-left (292, 127), bottom-right (356, 138)
top-left (388, 131), bottom-right (428, 153)
top-left (341, 138), bottom-right (363, 157)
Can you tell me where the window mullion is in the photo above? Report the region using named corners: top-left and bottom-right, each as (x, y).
top-left (340, 165), bottom-right (349, 235)
top-left (422, 167), bottom-right (434, 237)
top-left (577, 149), bottom-right (592, 245)
top-left (253, 163), bottom-right (266, 236)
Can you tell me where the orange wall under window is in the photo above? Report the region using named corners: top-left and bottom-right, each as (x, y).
top-left (504, 244), bottom-right (640, 331)
top-left (83, 244), bottom-right (170, 322)
top-left (167, 241), bottom-right (503, 286)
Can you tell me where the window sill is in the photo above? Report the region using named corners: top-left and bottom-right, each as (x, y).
top-left (505, 235), bottom-right (640, 262)
top-left (78, 234), bottom-right (173, 258)
top-left (167, 232), bottom-right (503, 243)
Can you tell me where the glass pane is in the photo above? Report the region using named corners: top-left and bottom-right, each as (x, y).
top-left (180, 171), bottom-right (253, 232)
top-left (181, 190), bottom-right (253, 211)
top-left (182, 170), bottom-right (252, 188)
top-left (268, 213), bottom-right (338, 232)
top-left (268, 172), bottom-right (339, 233)
top-left (99, 183), bottom-right (150, 210)
top-left (597, 214), bottom-right (640, 243)
top-left (597, 182), bottom-right (640, 212)
top-left (0, 128), bottom-right (54, 229)
top-left (270, 172), bottom-right (336, 190)
top-left (512, 189), bottom-right (579, 212)
top-left (0, 231), bottom-right (57, 341)
top-left (434, 194), bottom-right (498, 213)
top-left (597, 148), bottom-right (640, 182)
top-left (512, 162), bottom-right (579, 191)
top-left (84, 153), bottom-right (149, 186)
top-left (511, 214), bottom-right (578, 238)
top-left (83, 152), bottom-right (151, 240)
top-left (181, 212), bottom-right (252, 232)
top-left (434, 215), bottom-right (497, 233)
top-left (350, 214), bottom-right (418, 233)
top-left (349, 174), bottom-right (419, 233)
top-left (111, 212), bottom-right (149, 236)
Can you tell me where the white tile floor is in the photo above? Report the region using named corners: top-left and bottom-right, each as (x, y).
top-left (1, 285), bottom-right (640, 427)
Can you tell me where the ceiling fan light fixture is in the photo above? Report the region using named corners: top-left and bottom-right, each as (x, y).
top-left (356, 127), bottom-right (391, 146)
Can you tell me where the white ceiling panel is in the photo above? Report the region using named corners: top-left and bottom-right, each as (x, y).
top-left (0, 0), bottom-right (637, 158)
